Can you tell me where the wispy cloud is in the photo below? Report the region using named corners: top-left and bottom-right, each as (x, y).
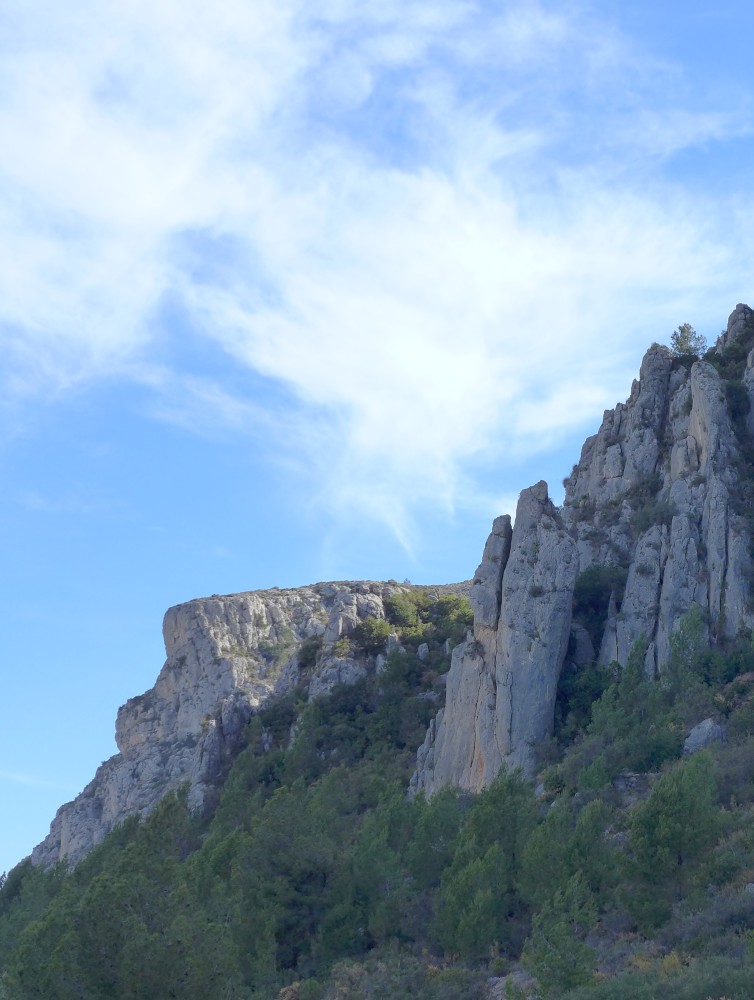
top-left (2, 0), bottom-right (753, 541)
top-left (0, 769), bottom-right (76, 793)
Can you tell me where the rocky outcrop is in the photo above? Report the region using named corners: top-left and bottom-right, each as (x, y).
top-left (683, 718), bottom-right (725, 755)
top-left (34, 303), bottom-right (754, 854)
top-left (32, 581), bottom-right (409, 867)
top-left (414, 303), bottom-right (754, 797)
top-left (563, 304), bottom-right (754, 675)
top-left (412, 483), bottom-right (578, 793)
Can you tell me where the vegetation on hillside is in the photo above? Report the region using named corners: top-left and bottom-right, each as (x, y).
top-left (2, 590), bottom-right (754, 1000)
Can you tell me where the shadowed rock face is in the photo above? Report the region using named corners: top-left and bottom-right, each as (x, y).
top-left (32, 581), bottom-right (409, 867)
top-left (413, 303), bottom-right (754, 795)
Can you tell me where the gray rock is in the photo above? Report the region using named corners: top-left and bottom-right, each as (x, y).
top-left (417, 642), bottom-right (430, 661)
top-left (715, 303), bottom-right (754, 353)
top-left (415, 303), bottom-right (754, 797)
top-left (683, 718), bottom-right (725, 755)
top-left (32, 579), bottom-right (419, 867)
top-left (469, 515), bottom-right (512, 628)
top-left (308, 657), bottom-right (368, 700)
top-left (413, 482), bottom-right (578, 794)
top-left (567, 331), bottom-right (754, 673)
top-left (386, 633), bottom-right (404, 655)
top-left (569, 623), bottom-right (595, 669)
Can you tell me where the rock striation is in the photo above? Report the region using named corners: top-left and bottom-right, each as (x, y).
top-left (32, 581), bottom-right (408, 867)
top-left (33, 303), bottom-right (754, 858)
top-left (413, 304), bottom-right (754, 794)
top-left (412, 483), bottom-right (578, 793)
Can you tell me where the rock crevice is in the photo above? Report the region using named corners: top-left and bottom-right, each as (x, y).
top-left (413, 303), bottom-right (754, 795)
top-left (412, 482), bottom-right (578, 794)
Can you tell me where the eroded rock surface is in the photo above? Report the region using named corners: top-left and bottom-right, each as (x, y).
top-left (414, 303), bottom-right (754, 796)
top-left (33, 581), bottom-right (407, 867)
top-left (563, 304), bottom-right (754, 675)
top-left (34, 303), bottom-right (754, 853)
top-left (413, 483), bottom-right (578, 793)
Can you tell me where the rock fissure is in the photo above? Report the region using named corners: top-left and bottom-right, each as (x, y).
top-left (413, 304), bottom-right (754, 794)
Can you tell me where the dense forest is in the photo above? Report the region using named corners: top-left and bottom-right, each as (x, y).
top-left (2, 588), bottom-right (754, 999)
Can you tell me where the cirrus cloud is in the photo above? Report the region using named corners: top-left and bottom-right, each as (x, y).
top-left (2, 0), bottom-right (753, 539)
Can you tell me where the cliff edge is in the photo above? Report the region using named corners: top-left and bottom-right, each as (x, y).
top-left (32, 581), bottom-right (411, 866)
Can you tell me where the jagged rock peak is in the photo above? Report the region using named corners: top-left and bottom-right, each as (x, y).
top-left (562, 309), bottom-right (754, 672)
top-left (715, 303), bottom-right (754, 354)
top-left (468, 514), bottom-right (511, 629)
top-left (414, 303), bottom-right (754, 797)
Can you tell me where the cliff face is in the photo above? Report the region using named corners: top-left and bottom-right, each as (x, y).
top-left (32, 581), bottom-right (406, 867)
top-left (412, 484), bottom-right (578, 794)
top-left (413, 304), bottom-right (754, 794)
top-left (34, 303), bottom-right (754, 862)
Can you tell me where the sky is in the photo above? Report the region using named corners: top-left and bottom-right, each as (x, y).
top-left (2, 0), bottom-right (754, 875)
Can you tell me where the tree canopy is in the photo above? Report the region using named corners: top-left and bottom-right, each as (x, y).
top-left (670, 323), bottom-right (707, 357)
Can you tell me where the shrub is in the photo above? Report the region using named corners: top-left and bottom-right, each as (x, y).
top-left (384, 593), bottom-right (419, 628)
top-left (670, 323), bottom-right (707, 357)
top-left (627, 753), bottom-right (721, 930)
top-left (333, 636), bottom-right (353, 657)
top-left (632, 499), bottom-right (675, 534)
top-left (352, 617), bottom-right (391, 654)
top-left (299, 636), bottom-right (322, 670)
top-left (521, 874), bottom-right (598, 997)
top-left (554, 659), bottom-right (612, 741)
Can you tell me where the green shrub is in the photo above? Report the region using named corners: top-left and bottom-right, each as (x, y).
top-left (554, 659), bottom-right (612, 741)
top-left (626, 753), bottom-right (721, 931)
top-left (632, 498), bottom-right (675, 534)
top-left (352, 617), bottom-right (391, 654)
top-left (434, 773), bottom-right (537, 958)
top-left (299, 635), bottom-right (322, 670)
top-left (384, 593), bottom-right (419, 627)
top-left (670, 323), bottom-right (707, 357)
top-left (522, 873), bottom-right (598, 997)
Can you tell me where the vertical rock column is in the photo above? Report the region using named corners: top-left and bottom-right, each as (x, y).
top-left (412, 482), bottom-right (578, 795)
top-left (492, 483), bottom-right (579, 772)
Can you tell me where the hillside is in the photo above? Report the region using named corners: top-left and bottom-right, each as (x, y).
top-left (2, 306), bottom-right (754, 999)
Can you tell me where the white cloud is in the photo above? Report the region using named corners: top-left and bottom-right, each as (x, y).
top-left (2, 0), bottom-right (754, 539)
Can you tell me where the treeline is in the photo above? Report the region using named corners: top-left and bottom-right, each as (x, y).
top-left (2, 595), bottom-right (754, 999)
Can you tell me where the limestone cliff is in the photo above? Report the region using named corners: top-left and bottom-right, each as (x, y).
top-left (412, 483), bottom-right (578, 793)
top-left (34, 303), bottom-right (754, 859)
top-left (32, 581), bottom-right (407, 867)
top-left (413, 304), bottom-right (754, 794)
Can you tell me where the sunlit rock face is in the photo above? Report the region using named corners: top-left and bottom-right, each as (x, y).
top-left (414, 304), bottom-right (754, 795)
top-left (32, 581), bottom-right (406, 867)
top-left (412, 482), bottom-right (577, 793)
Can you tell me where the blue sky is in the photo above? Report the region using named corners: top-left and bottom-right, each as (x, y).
top-left (3, 0), bottom-right (754, 874)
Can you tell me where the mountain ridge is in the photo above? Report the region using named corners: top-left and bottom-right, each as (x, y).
top-left (31, 303), bottom-right (754, 866)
